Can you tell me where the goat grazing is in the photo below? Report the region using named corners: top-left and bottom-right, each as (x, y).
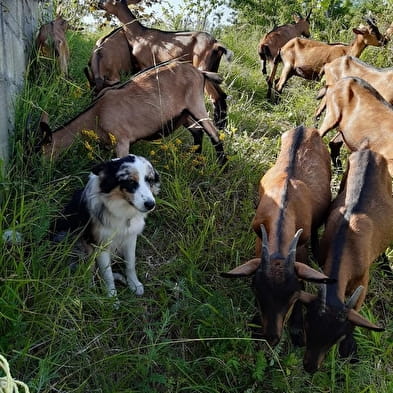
top-left (267, 18), bottom-right (384, 97)
top-left (97, 0), bottom-right (233, 128)
top-left (299, 148), bottom-right (393, 373)
top-left (222, 126), bottom-right (332, 346)
top-left (258, 11), bottom-right (311, 76)
top-left (35, 15), bottom-right (71, 76)
top-left (84, 27), bottom-right (136, 94)
top-left (318, 76), bottom-right (393, 176)
top-left (39, 61), bottom-right (226, 163)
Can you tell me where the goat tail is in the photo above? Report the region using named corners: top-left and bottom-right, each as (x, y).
top-left (273, 50), bottom-right (282, 65)
top-left (202, 71), bottom-right (223, 85)
top-left (316, 86), bottom-right (327, 100)
top-left (259, 44), bottom-right (271, 61)
top-left (214, 42), bottom-right (233, 63)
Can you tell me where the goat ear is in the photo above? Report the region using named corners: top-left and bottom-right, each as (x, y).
top-left (347, 309), bottom-right (385, 332)
top-left (298, 290), bottom-right (317, 305)
top-left (221, 258), bottom-right (260, 278)
top-left (294, 262), bottom-right (336, 283)
top-left (292, 13), bottom-right (301, 22)
top-left (39, 121), bottom-right (52, 144)
top-left (353, 28), bottom-right (365, 35)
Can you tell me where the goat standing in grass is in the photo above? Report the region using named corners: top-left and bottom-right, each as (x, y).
top-left (39, 61), bottom-right (226, 163)
top-left (268, 18), bottom-right (385, 98)
top-left (97, 0), bottom-right (233, 129)
top-left (315, 56), bottom-right (393, 165)
top-left (299, 148), bottom-right (393, 373)
top-left (318, 76), bottom-right (393, 176)
top-left (258, 11), bottom-right (311, 77)
top-left (84, 27), bottom-right (136, 94)
top-left (222, 126), bottom-right (332, 346)
top-left (35, 15), bottom-right (71, 76)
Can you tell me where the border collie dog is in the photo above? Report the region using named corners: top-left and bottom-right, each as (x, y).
top-left (52, 154), bottom-right (160, 302)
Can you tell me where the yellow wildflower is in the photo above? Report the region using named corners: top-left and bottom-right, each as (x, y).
top-left (189, 145), bottom-right (200, 152)
top-left (81, 129), bottom-right (99, 141)
top-left (84, 141), bottom-right (93, 151)
top-left (150, 150), bottom-right (156, 156)
top-left (108, 133), bottom-right (117, 146)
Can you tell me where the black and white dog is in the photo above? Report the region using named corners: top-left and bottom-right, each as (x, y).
top-left (52, 154), bottom-right (160, 302)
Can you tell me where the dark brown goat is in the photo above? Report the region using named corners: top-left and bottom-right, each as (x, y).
top-left (97, 0), bottom-right (233, 128)
top-left (39, 61), bottom-right (225, 163)
top-left (318, 76), bottom-right (393, 176)
top-left (84, 27), bottom-right (136, 94)
top-left (315, 56), bottom-right (393, 165)
top-left (267, 18), bottom-right (384, 97)
top-left (258, 12), bottom-right (311, 76)
top-left (35, 15), bottom-right (70, 76)
top-left (299, 148), bottom-right (393, 373)
top-left (222, 126), bottom-right (332, 346)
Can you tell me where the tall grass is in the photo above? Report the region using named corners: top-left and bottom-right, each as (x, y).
top-left (1, 13), bottom-right (393, 393)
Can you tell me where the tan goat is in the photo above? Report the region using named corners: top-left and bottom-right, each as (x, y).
top-left (222, 126), bottom-right (332, 347)
top-left (35, 15), bottom-right (70, 76)
top-left (318, 76), bottom-right (393, 176)
top-left (267, 18), bottom-right (385, 97)
top-left (315, 56), bottom-right (393, 165)
top-left (39, 61), bottom-right (225, 163)
top-left (97, 0), bottom-right (233, 128)
top-left (299, 147), bottom-right (393, 373)
top-left (258, 11), bottom-right (311, 76)
top-left (84, 27), bottom-right (136, 94)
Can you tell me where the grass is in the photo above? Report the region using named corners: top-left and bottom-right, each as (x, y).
top-left (1, 12), bottom-right (393, 393)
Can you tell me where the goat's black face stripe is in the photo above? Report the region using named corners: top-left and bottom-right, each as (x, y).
top-left (120, 179), bottom-right (139, 193)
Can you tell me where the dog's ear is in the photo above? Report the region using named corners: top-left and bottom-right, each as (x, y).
top-left (91, 162), bottom-right (106, 176)
top-left (152, 168), bottom-right (160, 195)
top-left (91, 160), bottom-right (121, 193)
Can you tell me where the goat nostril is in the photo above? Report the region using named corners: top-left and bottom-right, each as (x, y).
top-left (144, 200), bottom-right (155, 211)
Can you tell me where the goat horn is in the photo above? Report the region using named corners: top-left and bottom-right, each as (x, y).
top-left (365, 16), bottom-right (377, 27)
top-left (286, 228), bottom-right (303, 267)
top-left (306, 9), bottom-right (312, 19)
top-left (319, 283), bottom-right (327, 314)
top-left (259, 224), bottom-right (270, 270)
top-left (346, 286), bottom-right (364, 309)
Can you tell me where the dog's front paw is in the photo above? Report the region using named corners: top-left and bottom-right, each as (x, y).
top-left (130, 282), bottom-right (144, 296)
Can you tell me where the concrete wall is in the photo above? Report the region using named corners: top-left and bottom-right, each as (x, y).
top-left (0, 0), bottom-right (45, 165)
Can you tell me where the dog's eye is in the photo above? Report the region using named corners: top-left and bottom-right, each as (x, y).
top-left (120, 179), bottom-right (139, 193)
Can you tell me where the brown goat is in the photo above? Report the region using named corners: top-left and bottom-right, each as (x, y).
top-left (222, 126), bottom-right (332, 346)
top-left (299, 148), bottom-right (393, 373)
top-left (258, 12), bottom-right (311, 76)
top-left (267, 18), bottom-right (385, 97)
top-left (315, 56), bottom-right (393, 165)
top-left (35, 15), bottom-right (70, 76)
top-left (39, 61), bottom-right (225, 163)
top-left (318, 76), bottom-right (393, 176)
top-left (97, 0), bottom-right (233, 129)
top-left (84, 27), bottom-right (136, 94)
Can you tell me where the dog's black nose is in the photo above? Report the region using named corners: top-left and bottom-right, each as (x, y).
top-left (144, 200), bottom-right (155, 211)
